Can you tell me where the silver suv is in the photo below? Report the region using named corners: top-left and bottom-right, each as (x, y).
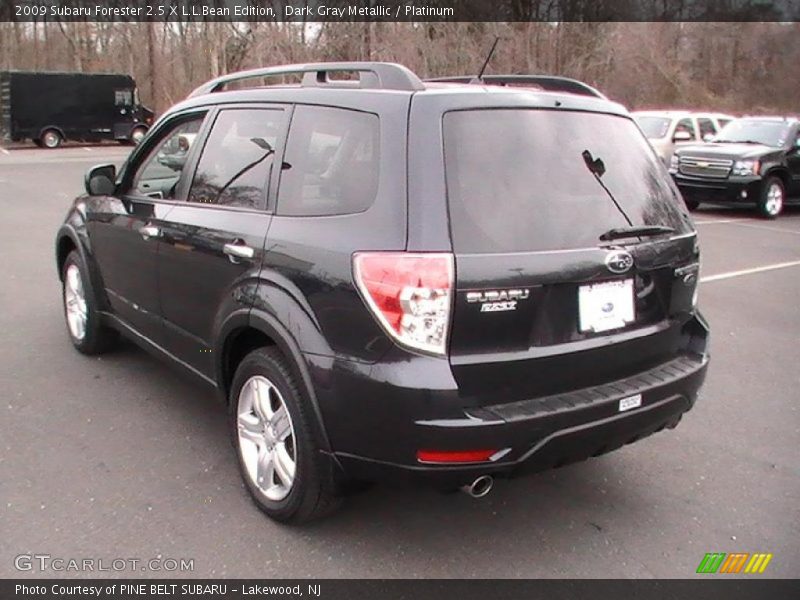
top-left (634, 110), bottom-right (735, 165)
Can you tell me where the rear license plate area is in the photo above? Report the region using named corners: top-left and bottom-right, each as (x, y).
top-left (578, 279), bottom-right (635, 333)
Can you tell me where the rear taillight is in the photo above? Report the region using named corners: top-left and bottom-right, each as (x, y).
top-left (353, 252), bottom-right (453, 355)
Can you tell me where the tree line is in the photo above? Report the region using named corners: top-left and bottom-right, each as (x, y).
top-left (1, 21), bottom-right (797, 116)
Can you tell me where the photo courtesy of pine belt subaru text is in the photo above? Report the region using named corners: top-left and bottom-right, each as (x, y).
top-left (55, 63), bottom-right (710, 523)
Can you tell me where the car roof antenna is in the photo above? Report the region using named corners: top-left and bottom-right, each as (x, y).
top-left (471, 36), bottom-right (501, 84)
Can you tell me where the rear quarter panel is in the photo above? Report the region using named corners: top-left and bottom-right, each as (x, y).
top-left (253, 90), bottom-right (412, 364)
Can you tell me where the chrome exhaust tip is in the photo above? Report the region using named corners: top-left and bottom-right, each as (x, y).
top-left (461, 475), bottom-right (494, 498)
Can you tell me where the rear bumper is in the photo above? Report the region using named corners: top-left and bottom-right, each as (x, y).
top-left (309, 314), bottom-right (710, 488)
top-left (673, 174), bottom-right (762, 202)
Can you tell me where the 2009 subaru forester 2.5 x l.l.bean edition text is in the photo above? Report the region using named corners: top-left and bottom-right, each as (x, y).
top-left (55, 63), bottom-right (710, 523)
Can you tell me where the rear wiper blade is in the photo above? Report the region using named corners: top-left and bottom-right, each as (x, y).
top-left (599, 225), bottom-right (675, 241)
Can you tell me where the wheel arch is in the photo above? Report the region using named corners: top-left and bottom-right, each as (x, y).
top-left (55, 231), bottom-right (78, 281)
top-left (55, 223), bottom-right (112, 312)
top-left (763, 167), bottom-right (789, 188)
top-left (216, 310), bottom-right (333, 453)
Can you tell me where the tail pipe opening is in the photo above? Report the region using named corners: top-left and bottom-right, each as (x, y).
top-left (461, 475), bottom-right (494, 498)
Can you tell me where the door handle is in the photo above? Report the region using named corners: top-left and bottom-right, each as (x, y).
top-left (139, 225), bottom-right (161, 240)
top-left (223, 241), bottom-right (255, 262)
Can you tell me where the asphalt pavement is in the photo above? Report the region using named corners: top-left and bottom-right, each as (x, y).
top-left (1, 145), bottom-right (798, 578)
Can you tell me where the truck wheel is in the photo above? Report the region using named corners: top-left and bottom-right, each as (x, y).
top-left (40, 129), bottom-right (63, 149)
top-left (129, 126), bottom-right (147, 145)
top-left (230, 347), bottom-right (341, 523)
top-left (757, 177), bottom-right (784, 219)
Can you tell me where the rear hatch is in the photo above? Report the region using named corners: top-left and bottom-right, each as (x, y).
top-left (442, 108), bottom-right (699, 402)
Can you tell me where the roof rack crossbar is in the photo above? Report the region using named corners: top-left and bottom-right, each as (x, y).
top-left (425, 75), bottom-right (607, 99)
top-left (189, 62), bottom-right (425, 97)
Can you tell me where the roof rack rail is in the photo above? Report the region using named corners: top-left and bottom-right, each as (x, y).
top-left (189, 62), bottom-right (425, 97)
top-left (425, 75), bottom-right (607, 99)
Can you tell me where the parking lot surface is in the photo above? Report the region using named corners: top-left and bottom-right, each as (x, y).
top-left (1, 146), bottom-right (798, 578)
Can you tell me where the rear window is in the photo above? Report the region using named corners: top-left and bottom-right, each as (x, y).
top-left (443, 109), bottom-right (690, 254)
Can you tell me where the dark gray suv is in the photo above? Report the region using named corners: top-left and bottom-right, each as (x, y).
top-left (56, 63), bottom-right (709, 523)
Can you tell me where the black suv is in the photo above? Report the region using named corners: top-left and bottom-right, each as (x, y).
top-left (670, 116), bottom-right (800, 218)
top-left (56, 63), bottom-right (709, 523)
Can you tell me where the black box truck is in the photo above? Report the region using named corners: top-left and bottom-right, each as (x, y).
top-left (0, 71), bottom-right (154, 148)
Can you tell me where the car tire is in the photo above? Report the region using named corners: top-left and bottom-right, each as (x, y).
top-left (62, 251), bottom-right (118, 355)
top-left (757, 176), bottom-right (784, 219)
top-left (129, 126), bottom-right (148, 145)
top-left (683, 196), bottom-right (700, 211)
top-left (229, 347), bottom-right (341, 523)
top-left (41, 129), bottom-right (63, 149)
top-left (33, 138), bottom-right (44, 148)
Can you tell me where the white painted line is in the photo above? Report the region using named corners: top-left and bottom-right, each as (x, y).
top-left (83, 147), bottom-right (92, 152)
top-left (692, 217), bottom-right (800, 235)
top-left (0, 147), bottom-right (9, 155)
top-left (700, 260), bottom-right (800, 283)
top-left (693, 219), bottom-right (741, 225)
top-left (724, 221), bottom-right (800, 236)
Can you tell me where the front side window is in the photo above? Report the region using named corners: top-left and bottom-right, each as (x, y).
top-left (276, 105), bottom-right (379, 216)
top-left (443, 109), bottom-right (691, 254)
top-left (115, 89), bottom-right (133, 106)
top-left (188, 108), bottom-right (284, 210)
top-left (131, 115), bottom-right (205, 199)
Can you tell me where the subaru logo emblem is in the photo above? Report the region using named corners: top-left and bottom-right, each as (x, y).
top-left (605, 250), bottom-right (634, 274)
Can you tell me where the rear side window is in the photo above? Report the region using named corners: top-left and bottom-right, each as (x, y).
top-left (188, 108), bottom-right (285, 210)
top-left (443, 109), bottom-right (690, 254)
top-left (277, 105), bottom-right (379, 216)
top-left (635, 116), bottom-right (670, 139)
top-left (697, 118), bottom-right (717, 138)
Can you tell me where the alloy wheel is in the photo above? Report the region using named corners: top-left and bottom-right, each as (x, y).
top-left (131, 128), bottom-right (146, 144)
top-left (236, 375), bottom-right (297, 501)
top-left (764, 182), bottom-right (784, 217)
top-left (64, 264), bottom-right (88, 341)
top-left (42, 130), bottom-right (61, 148)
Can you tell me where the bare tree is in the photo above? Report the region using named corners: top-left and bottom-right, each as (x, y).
top-left (3, 22), bottom-right (798, 115)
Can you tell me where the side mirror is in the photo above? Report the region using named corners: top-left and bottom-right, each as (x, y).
top-left (85, 164), bottom-right (116, 196)
top-left (703, 133), bottom-right (715, 142)
top-left (673, 131), bottom-right (693, 142)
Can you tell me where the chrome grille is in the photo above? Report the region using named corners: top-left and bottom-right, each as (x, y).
top-left (679, 156), bottom-right (733, 179)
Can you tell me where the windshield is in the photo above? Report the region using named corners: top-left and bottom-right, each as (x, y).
top-left (713, 119), bottom-right (791, 147)
top-left (635, 116), bottom-right (671, 139)
top-left (443, 109), bottom-right (691, 254)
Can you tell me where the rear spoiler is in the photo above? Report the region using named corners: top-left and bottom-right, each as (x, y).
top-left (425, 75), bottom-right (607, 100)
